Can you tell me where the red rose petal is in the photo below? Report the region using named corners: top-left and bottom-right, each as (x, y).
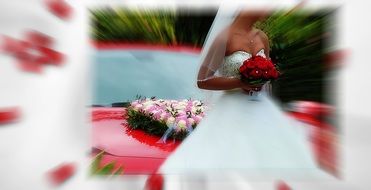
top-left (47, 162), bottom-right (76, 186)
top-left (1, 36), bottom-right (20, 53)
top-left (36, 46), bottom-right (64, 65)
top-left (145, 174), bottom-right (164, 190)
top-left (3, 32), bottom-right (65, 73)
top-left (25, 31), bottom-right (53, 47)
top-left (276, 180), bottom-right (291, 190)
top-left (45, 0), bottom-right (73, 20)
top-left (324, 49), bottom-right (349, 70)
top-left (18, 60), bottom-right (43, 73)
top-left (14, 49), bottom-right (35, 61)
top-left (0, 107), bottom-right (21, 124)
top-left (1, 36), bottom-right (31, 55)
top-left (15, 49), bottom-right (44, 73)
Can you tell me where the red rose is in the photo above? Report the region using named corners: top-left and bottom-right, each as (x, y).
top-left (262, 70), bottom-right (270, 79)
top-left (258, 57), bottom-right (274, 70)
top-left (249, 68), bottom-right (262, 78)
top-left (245, 59), bottom-right (256, 69)
top-left (240, 56), bottom-right (279, 82)
top-left (241, 67), bottom-right (251, 78)
top-left (254, 55), bottom-right (264, 62)
top-left (273, 70), bottom-right (279, 78)
top-left (239, 63), bottom-right (248, 73)
top-left (259, 61), bottom-right (270, 70)
top-left (268, 69), bottom-right (279, 79)
top-left (242, 72), bottom-right (249, 78)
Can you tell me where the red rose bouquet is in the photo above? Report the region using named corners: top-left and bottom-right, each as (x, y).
top-left (239, 55), bottom-right (279, 85)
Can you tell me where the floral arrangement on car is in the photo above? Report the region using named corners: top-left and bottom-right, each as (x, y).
top-left (239, 55), bottom-right (279, 86)
top-left (126, 97), bottom-right (207, 141)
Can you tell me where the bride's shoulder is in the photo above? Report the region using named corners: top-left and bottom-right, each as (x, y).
top-left (256, 29), bottom-right (269, 41)
top-left (214, 27), bottom-right (230, 42)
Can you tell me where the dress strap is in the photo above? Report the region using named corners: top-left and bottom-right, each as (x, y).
top-left (256, 48), bottom-right (266, 58)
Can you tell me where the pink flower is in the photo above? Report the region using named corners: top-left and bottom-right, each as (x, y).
top-left (176, 115), bottom-right (188, 122)
top-left (187, 118), bottom-right (195, 126)
top-left (131, 101), bottom-right (139, 107)
top-left (192, 115), bottom-right (203, 124)
top-left (145, 105), bottom-right (157, 113)
top-left (160, 112), bottom-right (170, 121)
top-left (152, 111), bottom-right (162, 120)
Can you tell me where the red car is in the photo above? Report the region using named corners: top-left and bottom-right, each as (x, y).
top-left (91, 100), bottom-right (338, 176)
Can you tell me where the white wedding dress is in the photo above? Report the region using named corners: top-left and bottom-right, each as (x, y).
top-left (155, 49), bottom-right (356, 189)
top-left (160, 49), bottom-right (321, 173)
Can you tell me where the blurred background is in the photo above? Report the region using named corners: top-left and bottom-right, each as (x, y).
top-left (90, 7), bottom-right (338, 105)
top-left (91, 7), bottom-right (216, 47)
top-left (90, 7), bottom-right (216, 106)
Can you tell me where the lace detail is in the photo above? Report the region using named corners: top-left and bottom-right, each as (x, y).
top-left (218, 49), bottom-right (266, 78)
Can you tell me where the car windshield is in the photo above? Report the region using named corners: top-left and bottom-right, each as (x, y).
top-left (92, 49), bottom-right (204, 106)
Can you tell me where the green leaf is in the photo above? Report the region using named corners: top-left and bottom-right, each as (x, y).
top-left (96, 162), bottom-right (116, 175)
top-left (90, 150), bottom-right (105, 175)
top-left (113, 166), bottom-right (124, 175)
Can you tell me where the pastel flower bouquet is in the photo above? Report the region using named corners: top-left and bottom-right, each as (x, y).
top-left (126, 97), bottom-right (207, 141)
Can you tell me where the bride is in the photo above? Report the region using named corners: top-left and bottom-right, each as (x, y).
top-left (158, 6), bottom-right (329, 177)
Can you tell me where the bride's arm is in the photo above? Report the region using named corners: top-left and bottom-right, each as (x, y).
top-left (198, 77), bottom-right (261, 91)
top-left (197, 65), bottom-right (259, 91)
top-left (197, 77), bottom-right (243, 90)
top-left (196, 54), bottom-right (248, 91)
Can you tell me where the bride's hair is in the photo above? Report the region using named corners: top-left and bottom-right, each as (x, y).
top-left (233, 9), bottom-right (271, 24)
top-left (196, 6), bottom-right (239, 82)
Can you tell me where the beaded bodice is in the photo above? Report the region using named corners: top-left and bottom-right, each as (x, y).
top-left (218, 49), bottom-right (266, 78)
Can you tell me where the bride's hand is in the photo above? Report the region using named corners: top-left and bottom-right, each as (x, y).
top-left (240, 82), bottom-right (262, 92)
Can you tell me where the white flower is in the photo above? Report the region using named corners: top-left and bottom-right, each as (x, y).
top-left (177, 119), bottom-right (187, 129)
top-left (175, 105), bottom-right (186, 110)
top-left (180, 102), bottom-right (188, 106)
top-left (134, 104), bottom-right (143, 111)
top-left (191, 107), bottom-right (198, 114)
top-left (198, 106), bottom-right (205, 112)
top-left (193, 100), bottom-right (202, 106)
top-left (166, 117), bottom-right (175, 126)
top-left (143, 105), bottom-right (154, 112)
top-left (131, 101), bottom-right (139, 107)
top-left (143, 100), bottom-right (155, 106)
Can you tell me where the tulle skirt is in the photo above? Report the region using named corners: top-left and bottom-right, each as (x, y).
top-left (159, 89), bottom-right (319, 174)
